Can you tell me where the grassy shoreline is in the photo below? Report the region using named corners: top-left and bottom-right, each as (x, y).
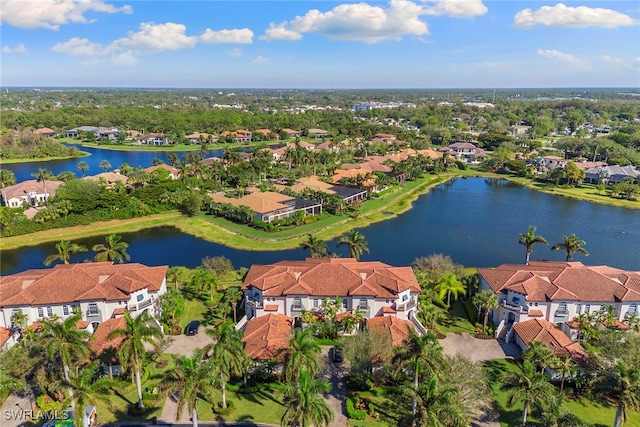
top-left (1, 170), bottom-right (636, 252)
top-left (66, 139), bottom-right (285, 152)
top-left (0, 173), bottom-right (452, 251)
top-left (0, 152), bottom-right (90, 164)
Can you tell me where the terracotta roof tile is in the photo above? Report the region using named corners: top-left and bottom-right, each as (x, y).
top-left (244, 258), bottom-right (419, 298)
top-left (528, 310), bottom-right (544, 317)
top-left (513, 319), bottom-right (589, 366)
top-left (0, 327), bottom-right (12, 346)
top-left (242, 314), bottom-right (292, 360)
top-left (368, 316), bottom-right (414, 347)
top-left (89, 317), bottom-right (127, 355)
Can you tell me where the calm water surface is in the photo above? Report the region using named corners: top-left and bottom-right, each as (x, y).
top-left (1, 178), bottom-right (638, 275)
top-left (3, 145), bottom-right (224, 182)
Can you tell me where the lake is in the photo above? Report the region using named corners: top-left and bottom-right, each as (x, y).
top-left (1, 177), bottom-right (638, 275)
top-left (2, 145), bottom-right (224, 183)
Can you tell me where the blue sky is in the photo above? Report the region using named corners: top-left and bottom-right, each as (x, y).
top-left (1, 0), bottom-right (639, 88)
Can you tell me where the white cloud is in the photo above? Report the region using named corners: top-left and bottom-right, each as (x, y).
top-left (0, 0), bottom-right (132, 30)
top-left (227, 48), bottom-right (243, 57)
top-left (514, 3), bottom-right (638, 29)
top-left (2, 43), bottom-right (27, 54)
top-left (602, 55), bottom-right (634, 70)
top-left (260, 23), bottom-right (303, 41)
top-left (200, 28), bottom-right (253, 44)
top-left (50, 21), bottom-right (253, 63)
top-left (261, 0), bottom-right (429, 43)
top-left (51, 37), bottom-right (104, 56)
top-left (112, 22), bottom-right (198, 52)
top-left (536, 49), bottom-right (588, 67)
top-left (252, 55), bottom-right (269, 64)
top-left (421, 0), bottom-right (487, 18)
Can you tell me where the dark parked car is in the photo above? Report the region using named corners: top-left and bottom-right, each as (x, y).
top-left (186, 320), bottom-right (200, 336)
top-left (331, 346), bottom-right (343, 364)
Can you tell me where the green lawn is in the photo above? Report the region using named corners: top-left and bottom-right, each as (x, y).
top-left (436, 300), bottom-right (476, 335)
top-left (196, 387), bottom-right (284, 425)
top-left (179, 297), bottom-right (209, 328)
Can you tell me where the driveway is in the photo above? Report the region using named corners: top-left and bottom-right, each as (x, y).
top-left (440, 333), bottom-right (521, 362)
top-left (319, 346), bottom-right (348, 427)
top-left (159, 325), bottom-right (216, 356)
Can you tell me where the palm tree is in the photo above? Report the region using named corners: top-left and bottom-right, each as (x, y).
top-left (99, 160), bottom-right (112, 172)
top-left (336, 230), bottom-right (369, 260)
top-left (31, 168), bottom-right (55, 204)
top-left (10, 309), bottom-right (27, 332)
top-left (106, 311), bottom-right (162, 410)
top-left (162, 348), bottom-right (217, 427)
top-left (551, 234), bottom-right (589, 262)
top-left (167, 266), bottom-right (188, 290)
top-left (68, 362), bottom-right (116, 425)
top-left (519, 226), bottom-right (548, 265)
top-left (39, 312), bottom-right (91, 407)
top-left (404, 376), bottom-right (467, 427)
top-left (502, 360), bottom-right (555, 426)
top-left (299, 234), bottom-right (327, 258)
top-left (92, 234), bottom-right (130, 263)
top-left (392, 330), bottom-right (446, 416)
top-left (205, 322), bottom-right (245, 409)
top-left (77, 161), bottom-right (89, 176)
top-left (472, 290), bottom-right (499, 334)
top-left (222, 287), bottom-right (244, 323)
top-left (522, 340), bottom-right (558, 374)
top-left (554, 355), bottom-right (575, 393)
top-left (0, 169), bottom-right (16, 188)
top-left (280, 369), bottom-right (333, 427)
top-left (593, 362), bottom-right (640, 427)
top-left (434, 273), bottom-right (465, 307)
top-left (280, 328), bottom-right (321, 383)
top-left (44, 240), bottom-right (88, 266)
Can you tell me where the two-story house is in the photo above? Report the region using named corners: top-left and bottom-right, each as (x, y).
top-left (241, 257), bottom-right (422, 325)
top-left (0, 180), bottom-right (63, 208)
top-left (440, 142), bottom-right (487, 164)
top-left (0, 262), bottom-right (168, 348)
top-left (477, 261), bottom-right (640, 342)
top-left (138, 133), bottom-right (169, 146)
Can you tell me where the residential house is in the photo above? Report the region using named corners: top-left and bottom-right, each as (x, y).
top-left (0, 179), bottom-right (63, 208)
top-left (281, 128), bottom-right (302, 139)
top-left (477, 261), bottom-right (640, 342)
top-left (440, 142), bottom-right (487, 164)
top-left (241, 258), bottom-right (422, 327)
top-left (254, 129), bottom-right (279, 140)
top-left (584, 165), bottom-right (639, 185)
top-left (282, 175), bottom-right (368, 204)
top-left (64, 126), bottom-right (99, 138)
top-left (306, 128), bottom-right (329, 138)
top-left (368, 316), bottom-right (416, 346)
top-left (138, 133), bottom-right (169, 146)
top-left (512, 318), bottom-right (589, 377)
top-left (221, 130), bottom-right (252, 143)
top-left (0, 262), bottom-right (168, 348)
top-left (210, 191), bottom-right (322, 223)
top-left (185, 132), bottom-right (218, 144)
top-left (536, 155), bottom-right (568, 172)
top-left (145, 164), bottom-right (179, 180)
top-left (34, 128), bottom-right (56, 138)
top-left (97, 128), bottom-right (120, 141)
top-left (83, 172), bottom-right (127, 188)
top-left (242, 313), bottom-right (292, 360)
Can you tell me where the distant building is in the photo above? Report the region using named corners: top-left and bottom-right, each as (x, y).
top-left (0, 179), bottom-right (63, 208)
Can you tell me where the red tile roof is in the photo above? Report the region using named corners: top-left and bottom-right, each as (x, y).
top-left (264, 304), bottom-right (279, 312)
top-left (243, 258), bottom-right (420, 299)
top-left (0, 263), bottom-right (167, 307)
top-left (2, 179), bottom-right (63, 201)
top-left (513, 319), bottom-right (589, 366)
top-left (478, 262), bottom-right (640, 303)
top-left (368, 316), bottom-right (414, 347)
top-left (242, 314), bottom-right (292, 360)
top-left (89, 316), bottom-right (127, 355)
top-left (0, 327), bottom-right (12, 346)
top-left (528, 310), bottom-right (544, 317)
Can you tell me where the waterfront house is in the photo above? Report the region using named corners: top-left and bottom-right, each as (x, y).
top-left (241, 258), bottom-right (422, 328)
top-left (221, 129), bottom-right (252, 143)
top-left (34, 127), bottom-right (56, 138)
top-left (584, 165), bottom-right (639, 185)
top-left (137, 133), bottom-right (169, 146)
top-left (281, 128), bottom-right (302, 139)
top-left (0, 262), bottom-right (168, 348)
top-left (242, 313), bottom-right (292, 360)
top-left (210, 191), bottom-right (322, 223)
top-left (306, 128), bottom-right (329, 138)
top-left (185, 132), bottom-right (218, 144)
top-left (254, 129), bottom-right (279, 140)
top-left (477, 261), bottom-right (640, 342)
top-left (145, 164), bottom-right (179, 180)
top-left (439, 142), bottom-right (487, 164)
top-left (283, 175), bottom-right (368, 204)
top-left (0, 179), bottom-right (63, 208)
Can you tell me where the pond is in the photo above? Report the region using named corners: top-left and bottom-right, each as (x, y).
top-left (2, 177), bottom-right (638, 275)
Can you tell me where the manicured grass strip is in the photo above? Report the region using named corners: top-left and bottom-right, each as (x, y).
top-left (564, 399), bottom-right (640, 427)
top-left (0, 153), bottom-right (89, 164)
top-left (436, 300), bottom-right (476, 334)
top-left (179, 298), bottom-right (209, 328)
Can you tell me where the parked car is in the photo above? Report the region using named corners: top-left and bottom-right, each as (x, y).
top-left (186, 320), bottom-right (200, 336)
top-left (331, 346), bottom-right (343, 364)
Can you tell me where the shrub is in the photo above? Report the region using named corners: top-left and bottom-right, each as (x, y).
top-left (226, 383), bottom-right (240, 392)
top-left (36, 394), bottom-right (61, 411)
top-left (212, 400), bottom-right (235, 415)
top-left (346, 397), bottom-right (367, 420)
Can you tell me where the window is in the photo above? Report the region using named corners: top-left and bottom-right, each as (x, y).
top-left (313, 299), bottom-right (319, 308)
top-left (38, 307), bottom-right (44, 318)
top-left (558, 302), bottom-right (567, 312)
top-left (46, 307), bottom-right (53, 317)
top-left (63, 305), bottom-right (69, 316)
top-left (137, 294), bottom-right (144, 302)
top-left (402, 294), bottom-right (408, 302)
top-left (512, 296), bottom-right (520, 305)
top-left (342, 299), bottom-right (348, 309)
top-left (358, 299), bottom-right (368, 309)
top-left (87, 303), bottom-right (99, 315)
top-left (630, 304), bottom-right (638, 314)
top-left (293, 298), bottom-right (302, 309)
top-left (576, 304), bottom-right (582, 315)
top-left (585, 304), bottom-right (591, 313)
